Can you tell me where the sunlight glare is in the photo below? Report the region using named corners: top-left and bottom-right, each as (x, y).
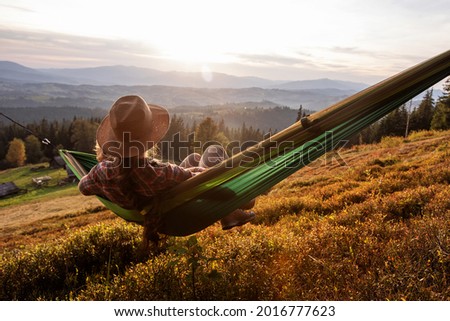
top-left (201, 65), bottom-right (213, 82)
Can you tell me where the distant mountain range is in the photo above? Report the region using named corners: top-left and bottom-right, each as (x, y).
top-left (0, 60), bottom-right (368, 90)
top-left (0, 61), bottom-right (440, 111)
top-left (0, 61), bottom-right (372, 110)
top-left (0, 82), bottom-right (357, 110)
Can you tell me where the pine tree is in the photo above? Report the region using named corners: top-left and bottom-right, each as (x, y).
top-left (58, 119), bottom-right (72, 149)
top-left (295, 105), bottom-right (306, 122)
top-left (161, 114), bottom-right (187, 161)
top-left (377, 104), bottom-right (408, 138)
top-left (163, 114), bottom-right (186, 141)
top-left (70, 119), bottom-right (98, 153)
top-left (195, 117), bottom-right (219, 145)
top-left (410, 90), bottom-right (435, 131)
top-left (431, 78), bottom-right (450, 130)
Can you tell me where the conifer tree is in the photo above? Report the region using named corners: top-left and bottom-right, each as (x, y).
top-left (431, 78), bottom-right (450, 130)
top-left (164, 114), bottom-right (186, 141)
top-left (195, 117), bottom-right (219, 145)
top-left (295, 105), bottom-right (306, 122)
top-left (410, 90), bottom-right (435, 131)
top-left (161, 114), bottom-right (187, 161)
top-left (70, 119), bottom-right (98, 153)
top-left (377, 104), bottom-right (408, 138)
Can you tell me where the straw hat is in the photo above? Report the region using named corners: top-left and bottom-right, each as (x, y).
top-left (96, 95), bottom-right (169, 158)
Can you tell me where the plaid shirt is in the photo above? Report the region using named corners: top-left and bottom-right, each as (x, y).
top-left (78, 159), bottom-right (203, 209)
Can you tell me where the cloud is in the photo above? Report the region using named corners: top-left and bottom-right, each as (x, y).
top-left (330, 47), bottom-right (365, 55)
top-left (0, 4), bottom-right (35, 13)
top-left (330, 46), bottom-right (425, 61)
top-left (0, 28), bottom-right (162, 68)
top-left (236, 47), bottom-right (409, 78)
top-left (234, 53), bottom-right (314, 67)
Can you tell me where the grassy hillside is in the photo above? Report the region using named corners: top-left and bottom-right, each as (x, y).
top-left (1, 130), bottom-right (449, 300)
top-left (0, 164), bottom-right (77, 207)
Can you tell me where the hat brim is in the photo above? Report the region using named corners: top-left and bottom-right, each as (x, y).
top-left (96, 103), bottom-right (170, 158)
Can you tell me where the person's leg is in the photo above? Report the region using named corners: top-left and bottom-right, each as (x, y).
top-left (220, 209), bottom-right (256, 230)
top-left (199, 145), bottom-right (256, 230)
top-left (199, 144), bottom-right (228, 168)
top-left (180, 144), bottom-right (228, 168)
top-left (179, 153), bottom-right (201, 168)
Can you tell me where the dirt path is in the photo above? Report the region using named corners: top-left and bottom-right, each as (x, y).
top-left (0, 195), bottom-right (102, 231)
top-left (0, 195), bottom-right (118, 251)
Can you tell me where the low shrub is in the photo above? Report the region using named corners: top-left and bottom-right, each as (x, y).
top-left (1, 222), bottom-right (142, 300)
top-left (380, 136), bottom-right (405, 148)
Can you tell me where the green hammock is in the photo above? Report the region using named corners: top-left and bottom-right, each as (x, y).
top-left (60, 50), bottom-right (450, 236)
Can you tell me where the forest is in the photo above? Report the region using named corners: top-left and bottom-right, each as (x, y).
top-left (1, 79), bottom-right (449, 170)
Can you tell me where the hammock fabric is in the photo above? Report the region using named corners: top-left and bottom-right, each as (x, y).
top-left (60, 50), bottom-right (450, 236)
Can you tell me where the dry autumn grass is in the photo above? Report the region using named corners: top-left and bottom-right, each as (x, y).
top-left (1, 130), bottom-right (449, 300)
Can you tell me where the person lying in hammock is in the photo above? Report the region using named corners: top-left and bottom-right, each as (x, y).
top-left (78, 95), bottom-right (255, 231)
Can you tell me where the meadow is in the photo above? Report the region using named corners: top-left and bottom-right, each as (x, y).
top-left (1, 130), bottom-right (449, 300)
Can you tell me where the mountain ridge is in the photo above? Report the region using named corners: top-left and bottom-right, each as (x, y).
top-left (0, 60), bottom-right (368, 90)
top-left (0, 81), bottom-right (354, 110)
top-left (1, 61), bottom-right (439, 111)
top-left (273, 78), bottom-right (367, 91)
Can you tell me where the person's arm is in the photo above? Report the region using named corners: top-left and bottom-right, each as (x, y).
top-left (185, 166), bottom-right (206, 175)
top-left (147, 163), bottom-right (204, 193)
top-left (78, 164), bottom-right (103, 196)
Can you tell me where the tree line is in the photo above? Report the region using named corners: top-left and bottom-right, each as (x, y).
top-left (351, 78), bottom-right (450, 144)
top-left (1, 78), bottom-right (449, 169)
top-left (0, 113), bottom-right (265, 169)
top-left (0, 117), bottom-right (100, 169)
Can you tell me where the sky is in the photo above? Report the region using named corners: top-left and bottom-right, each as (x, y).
top-left (0, 0), bottom-right (449, 85)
